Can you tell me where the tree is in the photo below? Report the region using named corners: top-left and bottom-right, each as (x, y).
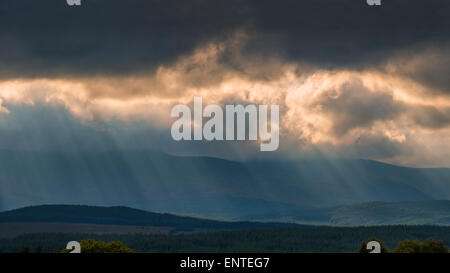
top-left (59, 239), bottom-right (134, 253)
top-left (358, 237), bottom-right (389, 253)
top-left (102, 241), bottom-right (134, 253)
top-left (394, 238), bottom-right (448, 253)
top-left (20, 246), bottom-right (30, 253)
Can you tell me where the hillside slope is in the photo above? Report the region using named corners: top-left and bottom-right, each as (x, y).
top-left (0, 204), bottom-right (294, 233)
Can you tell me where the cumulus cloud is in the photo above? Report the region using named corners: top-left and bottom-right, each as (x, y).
top-left (0, 39), bottom-right (450, 167)
top-left (0, 0), bottom-right (448, 167)
top-left (281, 70), bottom-right (450, 166)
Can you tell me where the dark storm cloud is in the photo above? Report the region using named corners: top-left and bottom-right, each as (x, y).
top-left (304, 76), bottom-right (450, 136)
top-left (312, 79), bottom-right (403, 136)
top-left (382, 45), bottom-right (450, 95)
top-left (0, 0), bottom-right (248, 77)
top-left (410, 105), bottom-right (450, 130)
top-left (0, 0), bottom-right (448, 78)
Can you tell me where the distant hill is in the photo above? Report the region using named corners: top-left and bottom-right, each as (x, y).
top-left (238, 200), bottom-right (450, 226)
top-left (330, 200), bottom-right (450, 226)
top-left (1, 150), bottom-right (450, 218)
top-left (0, 205), bottom-right (295, 237)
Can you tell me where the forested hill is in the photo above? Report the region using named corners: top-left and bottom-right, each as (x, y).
top-left (0, 205), bottom-right (296, 230)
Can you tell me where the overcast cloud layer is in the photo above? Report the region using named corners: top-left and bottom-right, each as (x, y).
top-left (0, 0), bottom-right (449, 167)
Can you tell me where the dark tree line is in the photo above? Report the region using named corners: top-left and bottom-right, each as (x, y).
top-left (1, 225), bottom-right (449, 253)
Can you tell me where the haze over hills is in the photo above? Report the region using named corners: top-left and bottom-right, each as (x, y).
top-left (0, 150), bottom-right (449, 220)
top-left (237, 200), bottom-right (450, 226)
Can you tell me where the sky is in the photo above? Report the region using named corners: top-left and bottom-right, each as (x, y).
top-left (0, 0), bottom-right (449, 167)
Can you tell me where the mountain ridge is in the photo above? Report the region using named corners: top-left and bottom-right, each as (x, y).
top-left (0, 150), bottom-right (449, 216)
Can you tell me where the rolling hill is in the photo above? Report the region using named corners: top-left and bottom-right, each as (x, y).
top-left (0, 204), bottom-right (297, 238)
